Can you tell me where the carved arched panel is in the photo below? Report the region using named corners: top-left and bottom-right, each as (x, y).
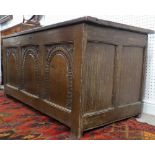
top-left (21, 46), bottom-right (39, 96)
top-left (6, 48), bottom-right (18, 87)
top-left (45, 44), bottom-right (73, 109)
top-left (49, 54), bottom-right (68, 107)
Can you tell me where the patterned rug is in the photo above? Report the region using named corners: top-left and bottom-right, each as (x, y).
top-left (0, 91), bottom-right (155, 140)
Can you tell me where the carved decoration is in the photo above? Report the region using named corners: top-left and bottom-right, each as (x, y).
top-left (6, 47), bottom-right (18, 86)
top-left (45, 44), bottom-right (73, 109)
top-left (21, 46), bottom-right (40, 95)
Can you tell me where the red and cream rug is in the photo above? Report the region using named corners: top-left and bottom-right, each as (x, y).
top-left (0, 91), bottom-right (155, 140)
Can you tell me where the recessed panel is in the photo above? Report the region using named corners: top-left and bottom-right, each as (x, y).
top-left (49, 54), bottom-right (68, 107)
top-left (83, 42), bottom-right (115, 113)
top-left (7, 53), bottom-right (17, 86)
top-left (23, 54), bottom-right (37, 95)
top-left (118, 46), bottom-right (144, 106)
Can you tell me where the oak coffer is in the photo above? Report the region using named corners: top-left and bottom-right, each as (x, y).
top-left (2, 16), bottom-right (154, 138)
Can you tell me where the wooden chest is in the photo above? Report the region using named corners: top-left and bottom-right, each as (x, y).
top-left (2, 17), bottom-right (154, 138)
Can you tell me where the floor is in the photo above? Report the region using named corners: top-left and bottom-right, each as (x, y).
top-left (0, 90), bottom-right (155, 139)
top-left (137, 113), bottom-right (155, 126)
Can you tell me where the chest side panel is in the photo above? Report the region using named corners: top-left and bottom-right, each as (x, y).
top-left (82, 25), bottom-right (147, 130)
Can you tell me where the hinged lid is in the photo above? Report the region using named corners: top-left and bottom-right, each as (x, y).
top-left (2, 16), bottom-right (154, 39)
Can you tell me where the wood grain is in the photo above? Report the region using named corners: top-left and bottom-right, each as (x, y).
top-left (117, 46), bottom-right (144, 106)
top-left (82, 42), bottom-right (115, 113)
top-left (2, 18), bottom-right (152, 138)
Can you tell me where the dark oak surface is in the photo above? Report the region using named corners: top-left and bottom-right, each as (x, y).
top-left (2, 16), bottom-right (154, 39)
top-left (2, 17), bottom-right (153, 138)
top-left (1, 23), bottom-right (40, 85)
